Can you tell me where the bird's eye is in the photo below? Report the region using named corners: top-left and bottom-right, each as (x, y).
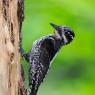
top-left (64, 32), bottom-right (69, 35)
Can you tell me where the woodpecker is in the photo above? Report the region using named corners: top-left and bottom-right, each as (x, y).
top-left (20, 23), bottom-right (75, 95)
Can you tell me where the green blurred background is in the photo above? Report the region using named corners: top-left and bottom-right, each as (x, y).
top-left (22, 0), bottom-right (95, 95)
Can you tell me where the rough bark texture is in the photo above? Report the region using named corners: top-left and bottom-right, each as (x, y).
top-left (0, 0), bottom-right (26, 95)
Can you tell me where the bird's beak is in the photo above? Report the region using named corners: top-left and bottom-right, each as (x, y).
top-left (50, 23), bottom-right (61, 31)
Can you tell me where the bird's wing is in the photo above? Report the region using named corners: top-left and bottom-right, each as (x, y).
top-left (29, 47), bottom-right (50, 95)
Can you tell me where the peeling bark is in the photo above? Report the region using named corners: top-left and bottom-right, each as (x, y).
top-left (0, 0), bottom-right (26, 95)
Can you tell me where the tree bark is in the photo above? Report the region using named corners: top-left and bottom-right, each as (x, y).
top-left (0, 0), bottom-right (26, 95)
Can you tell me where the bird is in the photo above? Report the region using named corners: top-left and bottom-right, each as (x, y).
top-left (20, 23), bottom-right (75, 95)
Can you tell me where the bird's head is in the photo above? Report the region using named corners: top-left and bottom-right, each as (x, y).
top-left (50, 23), bottom-right (75, 45)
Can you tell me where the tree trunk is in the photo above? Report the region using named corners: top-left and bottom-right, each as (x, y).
top-left (0, 0), bottom-right (26, 95)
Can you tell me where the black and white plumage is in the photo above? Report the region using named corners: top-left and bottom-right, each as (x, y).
top-left (20, 23), bottom-right (75, 95)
